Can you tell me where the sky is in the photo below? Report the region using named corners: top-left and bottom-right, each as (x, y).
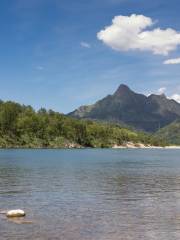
top-left (0, 0), bottom-right (180, 113)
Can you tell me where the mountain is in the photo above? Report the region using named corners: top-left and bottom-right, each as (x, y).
top-left (68, 84), bottom-right (180, 132)
top-left (156, 119), bottom-right (180, 145)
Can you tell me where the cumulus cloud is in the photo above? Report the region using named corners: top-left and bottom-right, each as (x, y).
top-left (97, 14), bottom-right (180, 55)
top-left (157, 87), bottom-right (166, 95)
top-left (80, 42), bottom-right (91, 48)
top-left (171, 94), bottom-right (180, 103)
top-left (163, 58), bottom-right (180, 64)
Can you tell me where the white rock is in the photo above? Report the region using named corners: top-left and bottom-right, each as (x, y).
top-left (6, 209), bottom-right (26, 218)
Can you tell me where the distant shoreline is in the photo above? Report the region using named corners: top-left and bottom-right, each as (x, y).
top-left (0, 144), bottom-right (180, 150)
top-left (112, 142), bottom-right (180, 149)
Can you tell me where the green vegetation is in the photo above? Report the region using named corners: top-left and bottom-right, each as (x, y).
top-left (0, 100), bottom-right (167, 148)
top-left (156, 120), bottom-right (180, 145)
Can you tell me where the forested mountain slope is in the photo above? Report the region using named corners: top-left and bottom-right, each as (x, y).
top-left (69, 84), bottom-right (180, 132)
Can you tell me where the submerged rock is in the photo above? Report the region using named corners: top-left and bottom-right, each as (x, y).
top-left (6, 209), bottom-right (26, 218)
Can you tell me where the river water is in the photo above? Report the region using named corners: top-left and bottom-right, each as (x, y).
top-left (0, 149), bottom-right (180, 240)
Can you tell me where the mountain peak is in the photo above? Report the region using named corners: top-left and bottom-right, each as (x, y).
top-left (148, 93), bottom-right (167, 100)
top-left (114, 84), bottom-right (132, 95)
top-left (69, 84), bottom-right (180, 132)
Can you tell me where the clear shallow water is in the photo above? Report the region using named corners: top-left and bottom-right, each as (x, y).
top-left (0, 149), bottom-right (180, 240)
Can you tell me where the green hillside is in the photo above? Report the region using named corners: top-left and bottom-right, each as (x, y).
top-left (0, 100), bottom-right (165, 148)
top-left (156, 120), bottom-right (180, 145)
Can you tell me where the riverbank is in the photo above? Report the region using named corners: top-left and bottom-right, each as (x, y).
top-left (0, 143), bottom-right (180, 149)
top-left (112, 142), bottom-right (180, 149)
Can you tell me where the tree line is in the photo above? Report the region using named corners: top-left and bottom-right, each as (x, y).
top-left (0, 100), bottom-right (167, 148)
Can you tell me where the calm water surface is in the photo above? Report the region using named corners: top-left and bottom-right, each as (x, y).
top-left (0, 149), bottom-right (180, 240)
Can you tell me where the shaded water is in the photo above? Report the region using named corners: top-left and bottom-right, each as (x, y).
top-left (0, 149), bottom-right (180, 240)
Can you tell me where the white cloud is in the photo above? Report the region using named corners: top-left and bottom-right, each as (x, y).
top-left (97, 14), bottom-right (180, 55)
top-left (80, 42), bottom-right (91, 48)
top-left (157, 87), bottom-right (166, 95)
top-left (171, 94), bottom-right (180, 103)
top-left (163, 58), bottom-right (180, 64)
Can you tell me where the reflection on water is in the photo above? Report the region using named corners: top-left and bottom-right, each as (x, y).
top-left (0, 149), bottom-right (180, 240)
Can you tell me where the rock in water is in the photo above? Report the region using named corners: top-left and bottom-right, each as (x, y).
top-left (6, 209), bottom-right (26, 218)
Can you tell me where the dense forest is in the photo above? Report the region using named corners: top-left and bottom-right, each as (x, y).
top-left (156, 120), bottom-right (180, 145)
top-left (0, 100), bottom-right (167, 148)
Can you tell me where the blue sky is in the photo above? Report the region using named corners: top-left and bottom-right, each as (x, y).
top-left (0, 0), bottom-right (180, 113)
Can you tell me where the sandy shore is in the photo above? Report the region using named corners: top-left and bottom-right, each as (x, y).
top-left (164, 146), bottom-right (180, 149)
top-left (112, 142), bottom-right (180, 149)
